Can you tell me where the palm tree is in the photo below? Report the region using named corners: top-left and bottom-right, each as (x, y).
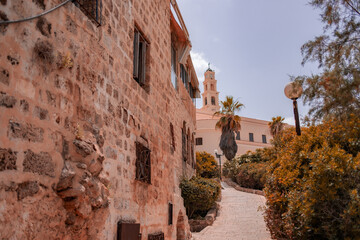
top-left (214, 96), bottom-right (244, 160)
top-left (268, 116), bottom-right (285, 137)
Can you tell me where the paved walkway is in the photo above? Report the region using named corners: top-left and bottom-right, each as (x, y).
top-left (192, 182), bottom-right (271, 240)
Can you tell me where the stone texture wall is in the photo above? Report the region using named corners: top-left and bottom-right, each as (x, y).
top-left (0, 0), bottom-right (196, 239)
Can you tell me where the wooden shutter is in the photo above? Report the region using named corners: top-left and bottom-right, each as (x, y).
top-left (140, 41), bottom-right (147, 85)
top-left (133, 30), bottom-right (139, 79)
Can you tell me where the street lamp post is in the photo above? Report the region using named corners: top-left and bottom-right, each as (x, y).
top-left (284, 82), bottom-right (303, 136)
top-left (214, 149), bottom-right (222, 180)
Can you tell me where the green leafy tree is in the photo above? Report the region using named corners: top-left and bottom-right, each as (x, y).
top-left (294, 0), bottom-right (360, 122)
top-left (214, 96), bottom-right (244, 160)
top-left (196, 151), bottom-right (219, 178)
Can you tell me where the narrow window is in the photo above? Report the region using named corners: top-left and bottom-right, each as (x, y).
top-left (211, 97), bottom-right (215, 105)
top-left (191, 134), bottom-right (195, 168)
top-left (133, 27), bottom-right (148, 88)
top-left (211, 84), bottom-right (214, 91)
top-left (171, 46), bottom-right (177, 89)
top-left (180, 64), bottom-right (188, 90)
top-left (182, 122), bottom-right (187, 162)
top-left (205, 97), bottom-right (207, 105)
top-left (236, 131), bottom-right (240, 140)
top-left (170, 123), bottom-right (175, 153)
top-left (249, 133), bottom-right (254, 142)
top-left (187, 128), bottom-right (191, 163)
top-left (135, 142), bottom-right (151, 184)
top-left (262, 135), bottom-right (267, 143)
top-left (205, 85), bottom-right (208, 91)
top-left (195, 137), bottom-right (203, 146)
top-left (168, 203), bottom-right (173, 225)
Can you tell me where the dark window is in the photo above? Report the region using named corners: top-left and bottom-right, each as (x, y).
top-left (168, 203), bottom-right (173, 225)
top-left (195, 137), bottom-right (203, 145)
top-left (135, 142), bottom-right (151, 184)
top-left (211, 84), bottom-right (214, 91)
top-left (262, 135), bottom-right (267, 143)
top-left (73, 0), bottom-right (102, 26)
top-left (171, 46), bottom-right (177, 90)
top-left (205, 97), bottom-right (207, 105)
top-left (236, 131), bottom-right (240, 140)
top-left (249, 133), bottom-right (254, 142)
top-left (205, 85), bottom-right (208, 91)
top-left (191, 134), bottom-right (195, 168)
top-left (117, 222), bottom-right (140, 240)
top-left (182, 122), bottom-right (187, 162)
top-left (170, 123), bottom-right (175, 154)
top-left (133, 28), bottom-right (148, 88)
top-left (211, 96), bottom-right (215, 105)
top-left (148, 233), bottom-right (164, 240)
top-left (180, 64), bottom-right (188, 90)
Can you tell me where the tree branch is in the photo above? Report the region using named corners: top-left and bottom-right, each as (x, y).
top-left (344, 0), bottom-right (360, 16)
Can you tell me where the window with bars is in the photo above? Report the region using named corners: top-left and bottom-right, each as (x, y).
top-left (195, 137), bottom-right (203, 146)
top-left (133, 27), bottom-right (149, 89)
top-left (262, 135), bottom-right (267, 143)
top-left (249, 133), bottom-right (254, 142)
top-left (73, 0), bottom-right (102, 26)
top-left (135, 142), bottom-right (151, 184)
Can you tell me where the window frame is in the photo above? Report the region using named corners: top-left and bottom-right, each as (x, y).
top-left (133, 27), bottom-right (149, 88)
top-left (249, 133), bottom-right (254, 142)
top-left (135, 141), bottom-right (151, 184)
top-left (195, 137), bottom-right (203, 146)
top-left (262, 134), bottom-right (267, 143)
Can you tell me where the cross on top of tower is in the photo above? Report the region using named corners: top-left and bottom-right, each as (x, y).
top-left (206, 62), bottom-right (214, 72)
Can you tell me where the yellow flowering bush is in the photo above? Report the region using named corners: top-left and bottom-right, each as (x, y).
top-left (264, 115), bottom-right (360, 239)
top-left (196, 151), bottom-right (219, 179)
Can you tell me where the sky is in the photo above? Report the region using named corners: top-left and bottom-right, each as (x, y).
top-left (176, 0), bottom-right (324, 125)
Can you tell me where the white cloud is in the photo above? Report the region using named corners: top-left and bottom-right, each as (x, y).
top-left (284, 116), bottom-right (295, 126)
top-left (190, 51), bottom-right (220, 82)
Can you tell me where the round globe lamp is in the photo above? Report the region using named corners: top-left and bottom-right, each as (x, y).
top-left (284, 82), bottom-right (303, 136)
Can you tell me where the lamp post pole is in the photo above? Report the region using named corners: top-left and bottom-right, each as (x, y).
top-left (284, 82), bottom-right (303, 136)
top-left (214, 150), bottom-right (222, 181)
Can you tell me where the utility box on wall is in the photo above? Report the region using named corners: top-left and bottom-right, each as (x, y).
top-left (117, 222), bottom-right (141, 240)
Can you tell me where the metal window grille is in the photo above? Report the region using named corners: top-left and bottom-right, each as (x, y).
top-left (73, 0), bottom-right (102, 26)
top-left (135, 142), bottom-right (151, 184)
top-left (148, 232), bottom-right (164, 240)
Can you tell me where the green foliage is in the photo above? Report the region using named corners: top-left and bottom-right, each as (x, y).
top-left (264, 115), bottom-right (360, 240)
top-left (295, 0), bottom-right (360, 122)
top-left (196, 151), bottom-right (219, 179)
top-left (214, 96), bottom-right (244, 160)
top-left (223, 149), bottom-right (269, 190)
top-left (180, 176), bottom-right (221, 219)
top-left (236, 161), bottom-right (269, 190)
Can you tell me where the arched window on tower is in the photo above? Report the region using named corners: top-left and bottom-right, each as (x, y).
top-left (211, 84), bottom-right (214, 91)
top-left (205, 97), bottom-right (208, 105)
top-left (211, 96), bottom-right (215, 105)
top-left (205, 85), bottom-right (208, 91)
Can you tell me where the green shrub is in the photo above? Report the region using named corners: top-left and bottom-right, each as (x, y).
top-left (196, 151), bottom-right (219, 178)
top-left (180, 176), bottom-right (221, 219)
top-left (236, 161), bottom-right (268, 190)
top-left (264, 115), bottom-right (360, 240)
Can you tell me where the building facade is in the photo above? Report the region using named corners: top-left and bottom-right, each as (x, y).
top-left (196, 68), bottom-right (272, 164)
top-left (0, 0), bottom-right (199, 239)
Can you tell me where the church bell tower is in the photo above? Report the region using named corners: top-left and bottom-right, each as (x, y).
top-left (201, 64), bottom-right (220, 112)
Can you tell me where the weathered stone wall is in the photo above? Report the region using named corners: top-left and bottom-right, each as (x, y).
top-left (0, 0), bottom-right (196, 239)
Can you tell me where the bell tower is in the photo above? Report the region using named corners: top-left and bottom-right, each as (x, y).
top-left (201, 64), bottom-right (220, 112)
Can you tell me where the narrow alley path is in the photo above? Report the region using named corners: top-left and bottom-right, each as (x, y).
top-left (191, 182), bottom-right (271, 240)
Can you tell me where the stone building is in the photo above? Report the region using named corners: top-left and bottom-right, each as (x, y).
top-left (196, 68), bottom-right (272, 163)
top-left (0, 0), bottom-right (199, 239)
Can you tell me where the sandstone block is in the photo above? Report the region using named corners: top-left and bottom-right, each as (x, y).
top-left (0, 148), bottom-right (17, 171)
top-left (0, 92), bottom-right (16, 108)
top-left (17, 181), bottom-right (39, 200)
top-left (56, 161), bottom-right (76, 191)
top-left (57, 185), bottom-right (85, 198)
top-left (23, 150), bottom-right (55, 177)
top-left (73, 139), bottom-right (95, 157)
top-left (8, 120), bottom-right (44, 142)
top-left (0, 67), bottom-right (9, 85)
top-left (88, 158), bottom-right (102, 176)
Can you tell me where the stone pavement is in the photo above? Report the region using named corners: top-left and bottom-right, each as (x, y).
top-left (191, 182), bottom-right (271, 240)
